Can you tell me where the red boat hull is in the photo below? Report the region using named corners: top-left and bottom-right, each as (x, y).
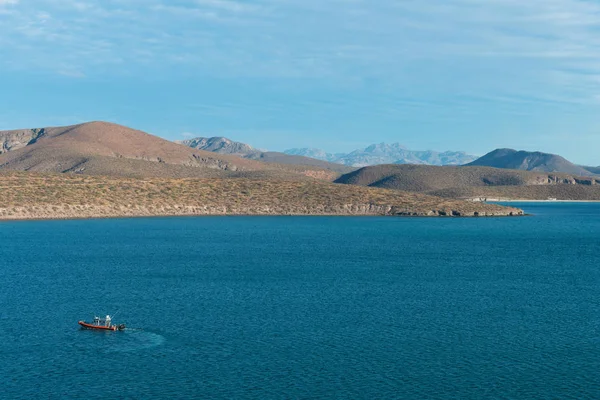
top-left (78, 321), bottom-right (118, 331)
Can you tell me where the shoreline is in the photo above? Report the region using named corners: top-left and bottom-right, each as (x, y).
top-left (0, 202), bottom-right (525, 222)
top-left (0, 211), bottom-right (525, 223)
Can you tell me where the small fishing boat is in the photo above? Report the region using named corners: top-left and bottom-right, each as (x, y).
top-left (78, 315), bottom-right (125, 331)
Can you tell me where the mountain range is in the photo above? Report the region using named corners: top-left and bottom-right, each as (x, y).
top-left (177, 136), bottom-right (353, 174)
top-left (1, 121), bottom-right (598, 206)
top-left (284, 143), bottom-right (478, 167)
top-left (178, 137), bottom-right (599, 179)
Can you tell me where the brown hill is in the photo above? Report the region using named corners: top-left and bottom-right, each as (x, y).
top-left (467, 148), bottom-right (595, 176)
top-left (0, 122), bottom-right (340, 180)
top-left (0, 171), bottom-right (523, 219)
top-left (335, 164), bottom-right (600, 200)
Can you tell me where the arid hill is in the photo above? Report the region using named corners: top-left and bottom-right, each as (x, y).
top-left (0, 122), bottom-right (341, 180)
top-left (335, 164), bottom-right (600, 200)
top-left (0, 171), bottom-right (522, 220)
top-left (467, 148), bottom-right (595, 176)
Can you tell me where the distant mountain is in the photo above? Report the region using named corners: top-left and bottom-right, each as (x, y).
top-left (283, 148), bottom-right (341, 163)
top-left (179, 137), bottom-right (353, 174)
top-left (467, 149), bottom-right (595, 176)
top-left (177, 137), bottom-right (257, 156)
top-left (284, 143), bottom-right (478, 167)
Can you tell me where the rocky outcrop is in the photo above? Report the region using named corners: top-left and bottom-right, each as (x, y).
top-left (178, 137), bottom-right (257, 156)
top-left (0, 128), bottom-right (46, 154)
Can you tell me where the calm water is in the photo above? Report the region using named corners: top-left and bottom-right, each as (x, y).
top-left (2, 203), bottom-right (600, 399)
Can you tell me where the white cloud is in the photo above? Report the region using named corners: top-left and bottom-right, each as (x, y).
top-left (1, 0), bottom-right (600, 107)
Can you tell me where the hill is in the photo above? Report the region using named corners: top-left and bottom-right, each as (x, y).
top-left (0, 171), bottom-right (522, 219)
top-left (0, 122), bottom-right (342, 180)
top-left (583, 166), bottom-right (600, 175)
top-left (284, 143), bottom-right (478, 167)
top-left (335, 164), bottom-right (600, 200)
top-left (467, 148), bottom-right (594, 176)
top-left (179, 136), bottom-right (353, 174)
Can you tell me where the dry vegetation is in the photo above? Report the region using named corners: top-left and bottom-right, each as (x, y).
top-left (0, 171), bottom-right (523, 220)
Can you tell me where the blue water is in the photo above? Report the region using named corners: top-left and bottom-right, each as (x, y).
top-left (2, 203), bottom-right (600, 399)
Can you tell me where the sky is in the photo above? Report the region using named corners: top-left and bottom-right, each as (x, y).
top-left (0, 0), bottom-right (599, 164)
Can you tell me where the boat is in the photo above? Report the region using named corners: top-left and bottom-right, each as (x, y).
top-left (78, 315), bottom-right (125, 331)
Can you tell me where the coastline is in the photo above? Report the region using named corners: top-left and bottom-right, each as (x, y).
top-left (0, 205), bottom-right (524, 222)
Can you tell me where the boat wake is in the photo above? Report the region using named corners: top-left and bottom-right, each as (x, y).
top-left (105, 330), bottom-right (166, 353)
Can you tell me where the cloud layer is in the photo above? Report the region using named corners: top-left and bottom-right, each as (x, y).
top-left (1, 1), bottom-right (599, 82)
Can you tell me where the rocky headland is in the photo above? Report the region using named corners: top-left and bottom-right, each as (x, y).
top-left (0, 172), bottom-right (523, 221)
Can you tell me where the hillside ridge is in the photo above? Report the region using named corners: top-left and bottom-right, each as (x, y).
top-left (0, 122), bottom-right (343, 180)
top-left (335, 164), bottom-right (600, 200)
top-left (467, 148), bottom-right (595, 176)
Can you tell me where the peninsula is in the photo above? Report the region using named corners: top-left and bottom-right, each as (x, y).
top-left (0, 172), bottom-right (522, 220)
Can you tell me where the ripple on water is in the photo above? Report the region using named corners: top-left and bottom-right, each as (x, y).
top-left (76, 328), bottom-right (166, 353)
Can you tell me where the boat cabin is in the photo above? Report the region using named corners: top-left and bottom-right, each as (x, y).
top-left (92, 315), bottom-right (112, 327)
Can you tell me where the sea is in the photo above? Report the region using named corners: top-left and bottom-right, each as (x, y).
top-left (2, 202), bottom-right (600, 399)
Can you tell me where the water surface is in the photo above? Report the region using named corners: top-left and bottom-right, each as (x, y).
top-left (2, 203), bottom-right (600, 398)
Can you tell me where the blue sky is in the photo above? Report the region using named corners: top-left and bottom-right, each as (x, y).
top-left (0, 0), bottom-right (599, 164)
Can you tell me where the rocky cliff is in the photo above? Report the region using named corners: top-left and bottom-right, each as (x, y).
top-left (0, 128), bottom-right (47, 153)
top-left (177, 137), bottom-right (257, 155)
